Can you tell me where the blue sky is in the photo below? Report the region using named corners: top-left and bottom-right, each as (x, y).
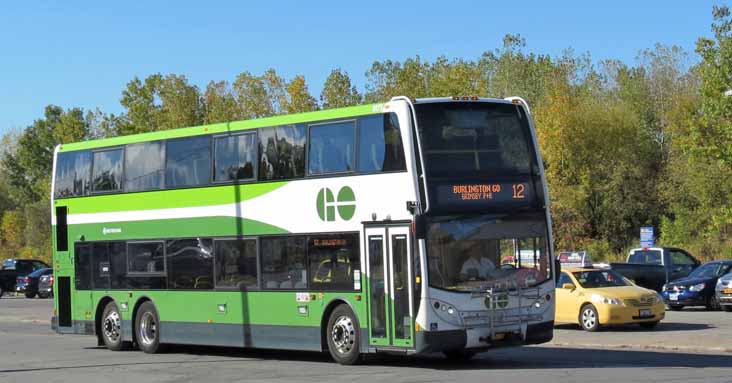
top-left (0, 1), bottom-right (719, 134)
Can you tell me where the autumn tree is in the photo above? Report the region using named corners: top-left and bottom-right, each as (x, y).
top-left (320, 69), bottom-right (362, 109)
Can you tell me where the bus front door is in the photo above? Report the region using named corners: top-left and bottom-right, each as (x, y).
top-left (365, 226), bottom-right (414, 349)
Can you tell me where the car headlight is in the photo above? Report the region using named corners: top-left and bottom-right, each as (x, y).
top-left (717, 279), bottom-right (723, 287)
top-left (662, 284), bottom-right (667, 291)
top-left (591, 294), bottom-right (623, 305)
top-left (689, 283), bottom-right (706, 292)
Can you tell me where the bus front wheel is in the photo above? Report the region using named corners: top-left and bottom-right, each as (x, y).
top-left (326, 304), bottom-right (361, 365)
top-left (135, 301), bottom-right (164, 354)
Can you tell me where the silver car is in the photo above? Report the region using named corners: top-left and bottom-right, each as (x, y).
top-left (717, 272), bottom-right (732, 312)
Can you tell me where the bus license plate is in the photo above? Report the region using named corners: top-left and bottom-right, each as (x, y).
top-left (639, 309), bottom-right (652, 318)
top-left (724, 288), bottom-right (732, 295)
top-left (669, 293), bottom-right (678, 301)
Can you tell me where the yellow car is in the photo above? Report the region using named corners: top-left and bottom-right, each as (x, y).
top-left (555, 268), bottom-right (665, 331)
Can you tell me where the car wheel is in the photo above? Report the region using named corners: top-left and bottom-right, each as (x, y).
top-left (579, 304), bottom-right (600, 332)
top-left (101, 301), bottom-right (127, 351)
top-left (668, 305), bottom-right (683, 311)
top-left (136, 301), bottom-right (164, 354)
top-left (443, 349), bottom-right (477, 361)
top-left (706, 296), bottom-right (720, 311)
top-left (723, 306), bottom-right (732, 312)
top-left (639, 321), bottom-right (659, 329)
top-left (326, 304), bottom-right (361, 365)
top-left (25, 292), bottom-right (36, 299)
top-left (38, 292), bottom-right (49, 299)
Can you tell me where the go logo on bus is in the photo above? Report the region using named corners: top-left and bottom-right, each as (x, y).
top-left (316, 186), bottom-right (356, 222)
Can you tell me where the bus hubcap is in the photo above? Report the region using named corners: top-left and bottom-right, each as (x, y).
top-left (103, 310), bottom-right (121, 342)
top-left (582, 309), bottom-right (596, 328)
top-left (331, 316), bottom-right (355, 354)
top-left (139, 312), bottom-right (157, 346)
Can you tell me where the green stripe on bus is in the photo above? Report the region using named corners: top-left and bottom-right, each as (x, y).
top-left (59, 103), bottom-right (384, 152)
top-left (56, 181), bottom-right (287, 214)
top-left (68, 216), bottom-right (289, 240)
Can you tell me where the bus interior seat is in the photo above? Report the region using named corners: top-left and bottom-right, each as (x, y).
top-left (279, 280), bottom-right (293, 289)
top-left (266, 280), bottom-right (279, 289)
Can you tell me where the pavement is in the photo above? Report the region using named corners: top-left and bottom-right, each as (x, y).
top-left (1, 298), bottom-right (732, 382)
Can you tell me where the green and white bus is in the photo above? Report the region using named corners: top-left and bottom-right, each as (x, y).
top-left (51, 96), bottom-right (556, 364)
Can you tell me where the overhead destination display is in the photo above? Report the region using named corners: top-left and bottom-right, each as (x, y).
top-left (429, 180), bottom-right (536, 212)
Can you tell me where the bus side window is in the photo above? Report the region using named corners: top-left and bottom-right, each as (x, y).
top-left (357, 113), bottom-right (406, 173)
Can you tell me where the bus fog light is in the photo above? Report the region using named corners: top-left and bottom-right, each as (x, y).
top-left (534, 301), bottom-right (542, 308)
top-left (447, 307), bottom-right (455, 315)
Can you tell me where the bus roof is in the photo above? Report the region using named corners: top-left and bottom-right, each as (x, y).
top-left (59, 102), bottom-right (385, 152)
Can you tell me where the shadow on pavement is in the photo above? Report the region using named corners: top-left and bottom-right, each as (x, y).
top-left (165, 344), bottom-right (732, 370)
top-left (555, 322), bottom-right (712, 332)
top-left (4, 346), bottom-right (732, 374)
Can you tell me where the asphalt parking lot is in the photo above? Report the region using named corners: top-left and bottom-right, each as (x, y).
top-left (1, 297), bottom-right (731, 383)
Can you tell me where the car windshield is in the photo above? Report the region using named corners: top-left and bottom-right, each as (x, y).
top-left (628, 250), bottom-right (662, 265)
top-left (426, 212), bottom-right (550, 292)
top-left (688, 263), bottom-right (728, 279)
top-left (572, 270), bottom-right (628, 288)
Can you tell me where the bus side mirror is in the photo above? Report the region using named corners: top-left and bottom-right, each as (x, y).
top-left (414, 214), bottom-right (426, 239)
top-left (554, 259), bottom-right (561, 284)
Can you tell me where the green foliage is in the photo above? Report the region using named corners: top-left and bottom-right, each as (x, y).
top-left (320, 69), bottom-right (362, 109)
top-left (284, 75), bottom-right (318, 114)
top-left (1, 210), bottom-right (25, 257)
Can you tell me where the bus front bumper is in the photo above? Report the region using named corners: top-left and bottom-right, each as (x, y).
top-left (415, 320), bottom-right (553, 353)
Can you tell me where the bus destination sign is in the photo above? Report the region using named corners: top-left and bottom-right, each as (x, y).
top-left (432, 181), bottom-right (533, 210)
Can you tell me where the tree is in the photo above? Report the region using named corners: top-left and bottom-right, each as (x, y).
top-left (232, 68), bottom-right (287, 119)
top-left (320, 69), bottom-right (362, 109)
top-left (284, 75), bottom-right (318, 114)
top-left (119, 74), bottom-right (204, 134)
top-left (0, 210), bottom-right (25, 258)
top-left (203, 80), bottom-right (239, 123)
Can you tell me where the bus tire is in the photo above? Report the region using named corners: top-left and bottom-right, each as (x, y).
top-left (136, 301), bottom-right (164, 354)
top-left (326, 304), bottom-right (361, 365)
top-left (579, 304), bottom-right (600, 332)
top-left (101, 301), bottom-right (126, 351)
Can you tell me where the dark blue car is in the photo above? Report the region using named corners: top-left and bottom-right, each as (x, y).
top-left (661, 260), bottom-right (732, 311)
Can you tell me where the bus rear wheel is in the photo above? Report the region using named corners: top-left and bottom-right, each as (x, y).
top-left (101, 301), bottom-right (126, 351)
top-left (326, 304), bottom-right (361, 365)
top-left (136, 301), bottom-right (164, 354)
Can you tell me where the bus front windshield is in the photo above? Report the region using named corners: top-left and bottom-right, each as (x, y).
top-left (426, 212), bottom-right (551, 292)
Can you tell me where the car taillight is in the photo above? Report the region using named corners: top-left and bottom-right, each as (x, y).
top-left (49, 276), bottom-right (54, 284)
top-left (24, 277), bottom-right (30, 283)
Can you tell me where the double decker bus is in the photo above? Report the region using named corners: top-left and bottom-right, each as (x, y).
top-left (50, 96), bottom-right (555, 364)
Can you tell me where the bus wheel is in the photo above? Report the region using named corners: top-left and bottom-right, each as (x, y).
top-left (443, 349), bottom-right (476, 361)
top-left (326, 304), bottom-right (361, 365)
top-left (136, 301), bottom-right (164, 354)
top-left (101, 301), bottom-right (126, 351)
top-left (579, 304), bottom-right (600, 332)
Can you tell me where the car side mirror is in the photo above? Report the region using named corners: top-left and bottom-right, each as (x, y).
top-left (562, 283), bottom-right (575, 290)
